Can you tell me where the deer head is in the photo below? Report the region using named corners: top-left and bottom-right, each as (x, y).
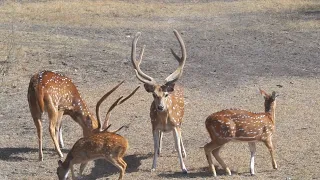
top-left (131, 30), bottom-right (186, 112)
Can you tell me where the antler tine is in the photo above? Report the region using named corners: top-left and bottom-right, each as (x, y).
top-left (165, 29), bottom-right (187, 84)
top-left (132, 32), bottom-right (156, 85)
top-left (102, 96), bottom-right (124, 130)
top-left (133, 69), bottom-right (156, 85)
top-left (119, 86), bottom-right (140, 105)
top-left (102, 86), bottom-right (140, 130)
top-left (96, 80), bottom-right (125, 130)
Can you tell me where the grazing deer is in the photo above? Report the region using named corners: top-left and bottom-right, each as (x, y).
top-left (204, 89), bottom-right (278, 176)
top-left (57, 86), bottom-right (139, 180)
top-left (27, 70), bottom-right (129, 161)
top-left (131, 30), bottom-right (188, 173)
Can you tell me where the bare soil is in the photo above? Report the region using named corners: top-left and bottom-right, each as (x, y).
top-left (0, 0), bottom-right (319, 179)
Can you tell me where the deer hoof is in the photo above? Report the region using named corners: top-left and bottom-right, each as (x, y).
top-left (226, 168), bottom-right (232, 176)
top-left (182, 169), bottom-right (188, 174)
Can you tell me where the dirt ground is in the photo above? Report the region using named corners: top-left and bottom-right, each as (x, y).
top-left (0, 0), bottom-right (319, 179)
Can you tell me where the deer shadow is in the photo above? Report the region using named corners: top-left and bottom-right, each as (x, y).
top-left (157, 166), bottom-right (238, 179)
top-left (0, 147), bottom-right (69, 162)
top-left (82, 153), bottom-right (151, 179)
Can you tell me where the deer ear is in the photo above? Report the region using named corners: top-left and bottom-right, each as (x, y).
top-left (144, 84), bottom-right (155, 92)
top-left (259, 88), bottom-right (269, 98)
top-left (271, 91), bottom-right (277, 99)
top-left (164, 83), bottom-right (175, 92)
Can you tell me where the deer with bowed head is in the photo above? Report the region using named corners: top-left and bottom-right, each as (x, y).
top-left (57, 84), bottom-right (139, 180)
top-left (131, 29), bottom-right (188, 173)
top-left (204, 89), bottom-right (278, 176)
top-left (27, 70), bottom-right (136, 161)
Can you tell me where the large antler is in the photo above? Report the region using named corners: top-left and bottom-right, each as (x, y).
top-left (95, 80), bottom-right (125, 130)
top-left (102, 86), bottom-right (140, 130)
top-left (131, 32), bottom-right (157, 86)
top-left (165, 29), bottom-right (187, 84)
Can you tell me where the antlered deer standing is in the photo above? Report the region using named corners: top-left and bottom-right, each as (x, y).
top-left (131, 30), bottom-right (187, 173)
top-left (204, 89), bottom-right (278, 176)
top-left (57, 85), bottom-right (139, 180)
top-left (27, 71), bottom-right (129, 161)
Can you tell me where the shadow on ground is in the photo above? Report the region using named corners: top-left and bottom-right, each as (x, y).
top-left (157, 166), bottom-right (238, 178)
top-left (0, 147), bottom-right (69, 161)
top-left (83, 153), bottom-right (151, 179)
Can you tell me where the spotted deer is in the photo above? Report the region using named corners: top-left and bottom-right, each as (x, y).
top-left (131, 30), bottom-right (187, 173)
top-left (57, 86), bottom-right (139, 180)
top-left (204, 89), bottom-right (278, 176)
top-left (27, 70), bottom-right (129, 161)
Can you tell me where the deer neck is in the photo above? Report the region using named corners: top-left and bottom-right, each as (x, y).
top-left (70, 98), bottom-right (99, 129)
top-left (266, 105), bottom-right (276, 125)
top-left (62, 153), bottom-right (73, 170)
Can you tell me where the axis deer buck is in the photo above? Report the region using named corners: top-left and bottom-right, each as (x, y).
top-left (27, 70), bottom-right (134, 161)
top-left (204, 89), bottom-right (278, 176)
top-left (57, 85), bottom-right (139, 180)
top-left (131, 29), bottom-right (188, 173)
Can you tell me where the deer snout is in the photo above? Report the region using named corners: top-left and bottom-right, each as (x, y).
top-left (157, 105), bottom-right (164, 111)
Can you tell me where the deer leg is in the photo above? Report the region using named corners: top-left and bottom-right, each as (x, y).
top-left (47, 100), bottom-right (63, 158)
top-left (204, 142), bottom-right (228, 176)
top-left (158, 131), bottom-right (163, 156)
top-left (151, 130), bottom-right (160, 171)
top-left (106, 157), bottom-right (125, 180)
top-left (32, 116), bottom-right (43, 161)
top-left (119, 157), bottom-right (127, 171)
top-left (212, 145), bottom-right (231, 176)
top-left (29, 96), bottom-right (44, 161)
top-left (173, 127), bottom-right (188, 173)
top-left (56, 111), bottom-right (64, 149)
top-left (264, 138), bottom-right (277, 170)
top-left (204, 141), bottom-right (217, 177)
top-left (248, 142), bottom-right (256, 175)
top-left (177, 128), bottom-right (186, 158)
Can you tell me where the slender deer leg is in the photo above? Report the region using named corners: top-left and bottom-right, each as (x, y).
top-left (264, 138), bottom-right (277, 170)
top-left (29, 93), bottom-right (44, 161)
top-left (79, 162), bottom-right (88, 175)
top-left (119, 157), bottom-right (127, 171)
top-left (107, 158), bottom-right (125, 180)
top-left (173, 127), bottom-right (188, 173)
top-left (56, 111), bottom-right (64, 149)
top-left (177, 128), bottom-right (186, 158)
top-left (204, 142), bottom-right (217, 177)
top-left (152, 130), bottom-right (160, 171)
top-left (33, 117), bottom-right (43, 161)
top-left (212, 145), bottom-right (231, 176)
top-left (248, 142), bottom-right (256, 175)
top-left (158, 131), bottom-right (163, 156)
top-left (47, 100), bottom-right (63, 158)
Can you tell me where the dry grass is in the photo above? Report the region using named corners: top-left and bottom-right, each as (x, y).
top-left (0, 0), bottom-right (318, 29)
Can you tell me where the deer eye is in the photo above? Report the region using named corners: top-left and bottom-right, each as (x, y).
top-left (164, 93), bottom-right (169, 97)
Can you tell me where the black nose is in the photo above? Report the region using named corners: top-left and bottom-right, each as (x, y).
top-left (157, 105), bottom-right (164, 111)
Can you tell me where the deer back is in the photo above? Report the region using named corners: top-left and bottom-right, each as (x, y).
top-left (28, 71), bottom-right (98, 129)
top-left (67, 131), bottom-right (128, 164)
top-left (206, 109), bottom-right (274, 141)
